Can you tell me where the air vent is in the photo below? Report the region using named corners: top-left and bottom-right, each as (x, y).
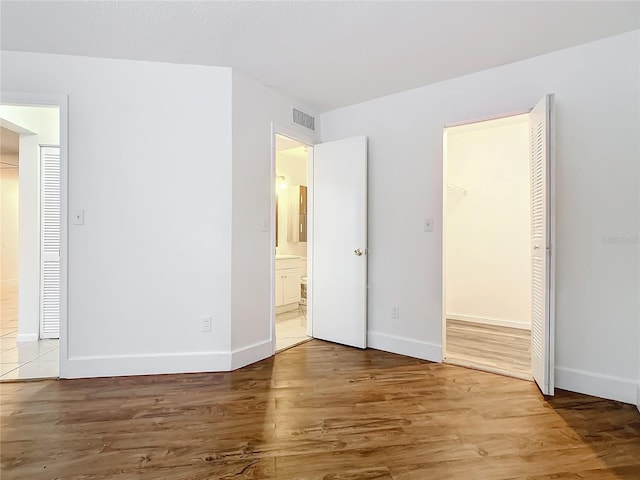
top-left (292, 108), bottom-right (315, 131)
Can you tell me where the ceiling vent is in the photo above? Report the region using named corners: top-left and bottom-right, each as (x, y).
top-left (292, 107), bottom-right (315, 131)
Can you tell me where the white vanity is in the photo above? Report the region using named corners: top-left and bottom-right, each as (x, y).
top-left (275, 255), bottom-right (301, 312)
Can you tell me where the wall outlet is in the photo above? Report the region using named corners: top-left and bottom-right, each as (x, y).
top-left (72, 209), bottom-right (85, 225)
top-left (392, 306), bottom-right (400, 319)
top-left (201, 316), bottom-right (212, 332)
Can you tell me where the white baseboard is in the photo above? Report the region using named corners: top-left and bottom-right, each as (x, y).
top-left (230, 340), bottom-right (273, 370)
top-left (446, 313), bottom-right (530, 330)
top-left (61, 351), bottom-right (231, 379)
top-left (60, 339), bottom-right (276, 379)
top-left (368, 331), bottom-right (441, 363)
top-left (275, 303), bottom-right (298, 314)
top-left (16, 333), bottom-right (38, 343)
top-left (555, 366), bottom-right (637, 405)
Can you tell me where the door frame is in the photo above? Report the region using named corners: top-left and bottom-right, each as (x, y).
top-left (1, 91), bottom-right (69, 377)
top-left (441, 107), bottom-right (555, 389)
top-left (270, 123), bottom-right (315, 354)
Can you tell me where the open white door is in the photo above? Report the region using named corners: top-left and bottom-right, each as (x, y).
top-left (40, 146), bottom-right (61, 339)
top-left (311, 136), bottom-right (367, 348)
top-left (529, 95), bottom-right (555, 395)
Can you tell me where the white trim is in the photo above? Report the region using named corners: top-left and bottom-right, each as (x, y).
top-left (555, 366), bottom-right (637, 405)
top-left (61, 340), bottom-right (275, 379)
top-left (547, 93), bottom-right (557, 396)
top-left (63, 352), bottom-right (231, 379)
top-left (16, 333), bottom-right (39, 343)
top-left (1, 91), bottom-right (69, 377)
top-left (368, 331), bottom-right (441, 363)
top-left (636, 382), bottom-right (639, 413)
top-left (306, 145), bottom-right (314, 339)
top-left (446, 313), bottom-right (530, 331)
top-left (230, 340), bottom-right (273, 370)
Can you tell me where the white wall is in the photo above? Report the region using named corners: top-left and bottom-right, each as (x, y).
top-left (445, 116), bottom-right (531, 328)
top-left (0, 107), bottom-right (59, 342)
top-left (0, 105), bottom-right (59, 145)
top-left (276, 149), bottom-right (308, 258)
top-left (320, 30), bottom-right (640, 404)
top-left (0, 158), bottom-right (19, 284)
top-left (1, 51), bottom-right (234, 377)
top-left (230, 69), bottom-right (318, 363)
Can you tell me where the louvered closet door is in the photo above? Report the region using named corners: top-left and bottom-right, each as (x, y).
top-left (40, 146), bottom-right (61, 339)
top-left (529, 95), bottom-right (555, 396)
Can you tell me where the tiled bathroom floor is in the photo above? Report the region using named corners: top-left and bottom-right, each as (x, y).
top-left (275, 308), bottom-right (310, 352)
top-left (0, 283), bottom-right (59, 381)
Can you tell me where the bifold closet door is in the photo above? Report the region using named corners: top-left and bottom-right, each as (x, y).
top-left (529, 95), bottom-right (555, 396)
top-left (40, 146), bottom-right (61, 339)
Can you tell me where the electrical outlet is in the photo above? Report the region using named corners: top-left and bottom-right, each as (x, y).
top-left (72, 209), bottom-right (85, 225)
top-left (392, 306), bottom-right (400, 319)
top-left (201, 316), bottom-right (212, 332)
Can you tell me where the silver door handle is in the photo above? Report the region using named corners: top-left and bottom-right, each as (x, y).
top-left (354, 248), bottom-right (363, 256)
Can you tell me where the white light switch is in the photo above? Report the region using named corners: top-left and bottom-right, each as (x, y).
top-left (72, 209), bottom-right (84, 225)
top-left (424, 217), bottom-right (433, 232)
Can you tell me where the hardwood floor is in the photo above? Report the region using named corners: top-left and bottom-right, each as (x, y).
top-left (445, 319), bottom-right (532, 380)
top-left (1, 340), bottom-right (639, 479)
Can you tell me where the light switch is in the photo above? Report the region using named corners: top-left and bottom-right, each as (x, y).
top-left (72, 209), bottom-right (84, 225)
top-left (424, 217), bottom-right (433, 232)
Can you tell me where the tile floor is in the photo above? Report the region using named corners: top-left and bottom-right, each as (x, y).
top-left (275, 307), bottom-right (310, 352)
top-left (0, 283), bottom-right (59, 381)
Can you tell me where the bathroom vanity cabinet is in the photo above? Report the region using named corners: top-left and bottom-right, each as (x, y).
top-left (275, 256), bottom-right (301, 311)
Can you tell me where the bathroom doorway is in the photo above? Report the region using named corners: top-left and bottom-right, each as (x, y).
top-left (274, 133), bottom-right (312, 351)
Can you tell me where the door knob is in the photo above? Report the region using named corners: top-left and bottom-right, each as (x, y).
top-left (354, 248), bottom-right (363, 256)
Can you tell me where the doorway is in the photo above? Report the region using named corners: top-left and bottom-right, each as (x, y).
top-left (271, 130), bottom-right (369, 353)
top-left (274, 133), bottom-right (312, 351)
top-left (442, 113), bottom-right (533, 380)
top-left (0, 101), bottom-right (63, 380)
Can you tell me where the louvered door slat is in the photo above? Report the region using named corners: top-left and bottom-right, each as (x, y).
top-left (40, 146), bottom-right (61, 339)
top-left (529, 96), bottom-right (554, 396)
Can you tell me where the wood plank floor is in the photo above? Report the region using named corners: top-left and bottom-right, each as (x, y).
top-left (446, 319), bottom-right (532, 380)
top-left (1, 340), bottom-right (639, 479)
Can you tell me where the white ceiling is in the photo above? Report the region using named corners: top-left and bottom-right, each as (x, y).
top-left (1, 1), bottom-right (638, 112)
